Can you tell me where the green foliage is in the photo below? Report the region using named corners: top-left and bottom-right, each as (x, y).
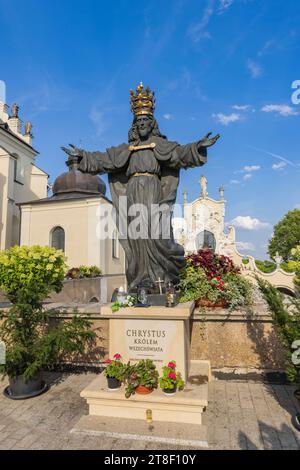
top-left (66, 265), bottom-right (102, 279)
top-left (242, 258), bottom-right (250, 265)
top-left (179, 261), bottom-right (253, 310)
top-left (222, 273), bottom-right (254, 310)
top-left (158, 360), bottom-right (185, 391)
top-left (111, 295), bottom-right (135, 312)
top-left (179, 265), bottom-right (217, 303)
top-left (0, 245), bottom-right (66, 305)
top-left (103, 355), bottom-right (126, 381)
top-left (255, 260), bottom-right (276, 273)
top-left (124, 360), bottom-right (159, 399)
top-left (280, 262), bottom-right (296, 273)
top-left (257, 277), bottom-right (300, 387)
top-left (0, 245), bottom-right (95, 380)
top-left (287, 246), bottom-right (300, 293)
top-left (268, 209), bottom-right (300, 261)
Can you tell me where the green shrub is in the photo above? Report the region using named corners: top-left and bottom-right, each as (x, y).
top-left (255, 260), bottom-right (276, 273)
top-left (257, 277), bottom-right (300, 387)
top-left (0, 246), bottom-right (95, 380)
top-left (66, 265), bottom-right (102, 279)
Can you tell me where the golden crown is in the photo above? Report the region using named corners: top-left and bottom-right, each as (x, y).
top-left (130, 82), bottom-right (155, 116)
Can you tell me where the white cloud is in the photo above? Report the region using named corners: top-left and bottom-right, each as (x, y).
top-left (250, 146), bottom-right (296, 167)
top-left (243, 173), bottom-right (252, 180)
top-left (230, 179), bottom-right (240, 184)
top-left (212, 112), bottom-right (241, 125)
top-left (230, 216), bottom-right (271, 230)
top-left (236, 241), bottom-right (255, 251)
top-left (187, 0), bottom-right (214, 42)
top-left (246, 59), bottom-right (262, 79)
top-left (243, 165), bottom-right (260, 172)
top-left (272, 161), bottom-right (287, 171)
top-left (261, 104), bottom-right (299, 117)
top-left (163, 113), bottom-right (174, 120)
top-left (258, 40), bottom-right (274, 57)
top-left (218, 0), bottom-right (234, 13)
top-left (232, 104), bottom-right (251, 111)
top-left (89, 108), bottom-right (106, 136)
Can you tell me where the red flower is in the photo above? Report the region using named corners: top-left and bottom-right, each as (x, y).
top-left (104, 358), bottom-right (112, 364)
top-left (168, 372), bottom-right (177, 379)
top-left (168, 361), bottom-right (176, 369)
top-left (113, 353), bottom-right (121, 360)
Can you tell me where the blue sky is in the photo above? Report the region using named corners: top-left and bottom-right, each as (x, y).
top-left (1, 0), bottom-right (300, 259)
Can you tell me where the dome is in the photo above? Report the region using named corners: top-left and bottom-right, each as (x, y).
top-left (52, 155), bottom-right (106, 197)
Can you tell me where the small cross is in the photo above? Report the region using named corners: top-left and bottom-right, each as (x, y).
top-left (155, 277), bottom-right (164, 295)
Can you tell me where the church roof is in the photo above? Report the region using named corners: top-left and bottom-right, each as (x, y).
top-left (0, 118), bottom-right (38, 153)
top-left (18, 192), bottom-right (112, 206)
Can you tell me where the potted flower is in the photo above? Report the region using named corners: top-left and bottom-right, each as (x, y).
top-left (124, 359), bottom-right (159, 398)
top-left (179, 249), bottom-right (253, 310)
top-left (159, 360), bottom-right (185, 395)
top-left (0, 246), bottom-right (96, 399)
top-left (103, 353), bottom-right (125, 390)
top-left (111, 295), bottom-right (136, 312)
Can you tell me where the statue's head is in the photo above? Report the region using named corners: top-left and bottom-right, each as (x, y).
top-left (129, 83), bottom-right (167, 143)
top-left (136, 115), bottom-right (154, 139)
top-left (128, 115), bottom-right (166, 143)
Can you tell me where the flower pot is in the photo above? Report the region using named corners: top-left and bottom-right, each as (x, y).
top-left (107, 377), bottom-right (121, 390)
top-left (195, 298), bottom-right (227, 308)
top-left (4, 372), bottom-right (48, 400)
top-left (135, 385), bottom-right (153, 395)
top-left (163, 386), bottom-right (177, 396)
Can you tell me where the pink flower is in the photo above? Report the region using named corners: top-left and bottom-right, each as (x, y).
top-left (168, 361), bottom-right (176, 369)
top-left (168, 372), bottom-right (177, 379)
top-left (104, 358), bottom-right (112, 364)
top-left (113, 353), bottom-right (121, 360)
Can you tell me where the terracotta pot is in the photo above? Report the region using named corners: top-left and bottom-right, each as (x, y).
top-left (195, 298), bottom-right (227, 308)
top-left (135, 385), bottom-right (153, 395)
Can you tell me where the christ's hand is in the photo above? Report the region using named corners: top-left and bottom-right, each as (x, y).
top-left (198, 132), bottom-right (220, 148)
top-left (61, 143), bottom-right (84, 157)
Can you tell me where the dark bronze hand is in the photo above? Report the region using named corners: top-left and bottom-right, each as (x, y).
top-left (61, 143), bottom-right (83, 157)
top-left (199, 132), bottom-right (220, 148)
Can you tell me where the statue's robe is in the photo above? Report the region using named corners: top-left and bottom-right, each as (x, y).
top-left (78, 135), bottom-right (207, 290)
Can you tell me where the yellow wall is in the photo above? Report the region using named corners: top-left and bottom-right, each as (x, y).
top-left (0, 127), bottom-right (48, 250)
top-left (20, 197), bottom-right (125, 275)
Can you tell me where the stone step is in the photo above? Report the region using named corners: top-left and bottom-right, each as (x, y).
top-left (79, 360), bottom-right (209, 425)
top-left (71, 415), bottom-right (208, 448)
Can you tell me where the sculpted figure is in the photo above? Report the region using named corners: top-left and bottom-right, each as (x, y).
top-left (62, 83), bottom-right (219, 291)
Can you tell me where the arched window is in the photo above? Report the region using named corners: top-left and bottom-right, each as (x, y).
top-left (196, 230), bottom-right (216, 253)
top-left (50, 226), bottom-right (65, 252)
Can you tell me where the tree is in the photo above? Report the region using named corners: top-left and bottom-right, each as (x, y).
top-left (268, 209), bottom-right (300, 261)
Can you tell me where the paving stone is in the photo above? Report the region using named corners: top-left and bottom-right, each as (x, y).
top-left (0, 372), bottom-right (299, 450)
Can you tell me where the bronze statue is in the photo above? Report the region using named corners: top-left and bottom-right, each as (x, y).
top-left (62, 83), bottom-right (220, 292)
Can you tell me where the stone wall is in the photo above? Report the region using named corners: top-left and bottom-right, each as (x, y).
top-left (0, 298), bottom-right (287, 371)
top-left (190, 314), bottom-right (286, 370)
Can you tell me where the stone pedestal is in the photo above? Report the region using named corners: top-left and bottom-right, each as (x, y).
top-left (77, 302), bottom-right (211, 444)
top-left (101, 301), bottom-right (194, 381)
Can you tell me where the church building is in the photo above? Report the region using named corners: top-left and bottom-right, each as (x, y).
top-left (173, 176), bottom-right (242, 264)
top-left (0, 85), bottom-right (125, 277)
top-left (0, 94), bottom-right (48, 250)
